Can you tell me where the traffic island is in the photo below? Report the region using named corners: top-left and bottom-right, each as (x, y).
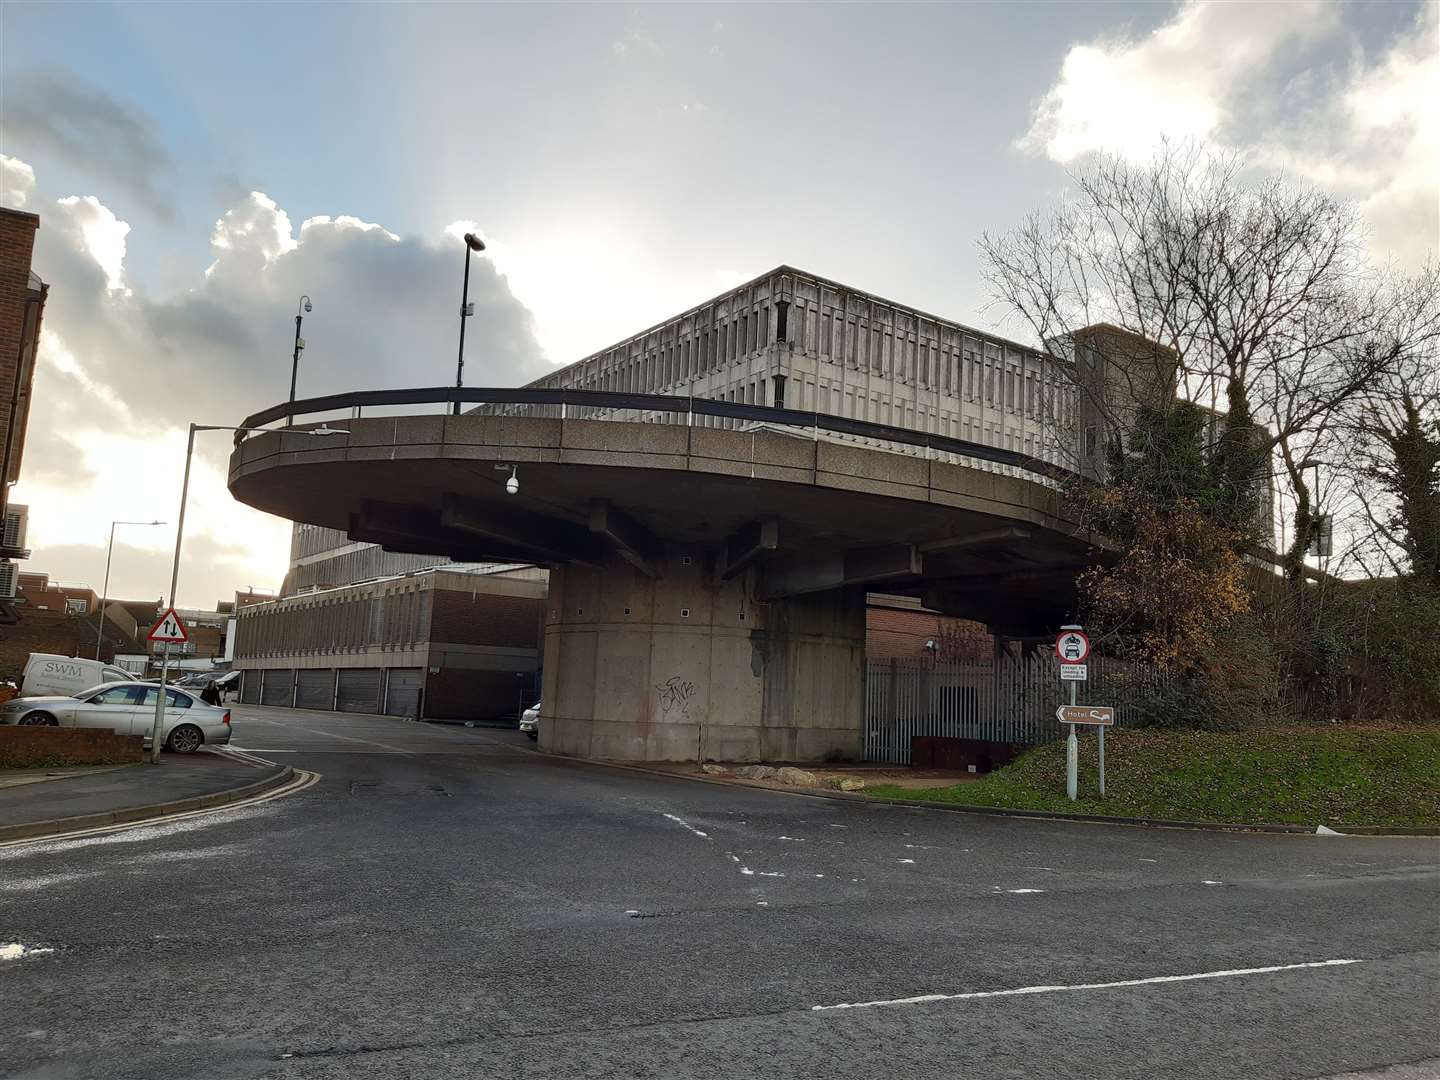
top-left (0, 751), bottom-right (294, 843)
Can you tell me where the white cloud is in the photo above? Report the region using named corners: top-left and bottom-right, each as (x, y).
top-left (55, 196), bottom-right (131, 292)
top-left (1, 155), bottom-right (35, 208)
top-left (1020, 1), bottom-right (1438, 268)
top-left (12, 159), bottom-right (547, 607)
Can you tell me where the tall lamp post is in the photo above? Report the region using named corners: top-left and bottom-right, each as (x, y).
top-left (148, 421), bottom-right (347, 763)
top-left (454, 233), bottom-right (486, 416)
top-left (288, 296), bottom-right (313, 427)
top-left (95, 519), bottom-right (165, 659)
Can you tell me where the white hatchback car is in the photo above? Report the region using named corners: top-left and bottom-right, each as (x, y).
top-left (0, 681), bottom-right (232, 753)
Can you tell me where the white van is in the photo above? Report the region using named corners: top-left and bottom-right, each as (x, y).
top-left (20, 654), bottom-right (140, 698)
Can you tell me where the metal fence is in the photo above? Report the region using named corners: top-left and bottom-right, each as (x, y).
top-left (864, 652), bottom-right (1170, 765)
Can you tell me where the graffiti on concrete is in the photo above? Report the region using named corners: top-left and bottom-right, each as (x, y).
top-left (655, 675), bottom-right (697, 719)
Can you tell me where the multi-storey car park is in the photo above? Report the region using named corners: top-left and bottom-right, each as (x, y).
top-left (230, 266), bottom-right (1256, 762)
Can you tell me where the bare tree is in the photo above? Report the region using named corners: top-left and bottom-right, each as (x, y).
top-left (979, 144), bottom-right (1440, 575)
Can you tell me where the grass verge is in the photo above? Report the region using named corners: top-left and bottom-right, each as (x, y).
top-left (865, 726), bottom-right (1440, 828)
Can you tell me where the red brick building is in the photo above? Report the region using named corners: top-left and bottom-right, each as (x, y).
top-left (865, 593), bottom-right (993, 661)
top-left (0, 207), bottom-right (46, 623)
top-left (16, 572), bottom-right (97, 615)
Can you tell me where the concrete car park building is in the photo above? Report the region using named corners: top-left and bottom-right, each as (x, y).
top-left (232, 564), bottom-right (546, 720)
top-left (226, 265), bottom-right (1256, 762)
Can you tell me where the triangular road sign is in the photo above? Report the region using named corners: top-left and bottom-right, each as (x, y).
top-left (148, 607), bottom-right (189, 643)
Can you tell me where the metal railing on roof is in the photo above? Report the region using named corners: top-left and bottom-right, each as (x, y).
top-left (237, 386), bottom-right (1080, 487)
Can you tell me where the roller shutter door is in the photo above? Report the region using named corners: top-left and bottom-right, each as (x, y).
top-left (240, 670), bottom-right (260, 704)
top-left (295, 669), bottom-right (334, 711)
top-left (336, 668), bottom-right (382, 714)
top-left (383, 668), bottom-right (423, 718)
top-left (261, 669), bottom-right (294, 707)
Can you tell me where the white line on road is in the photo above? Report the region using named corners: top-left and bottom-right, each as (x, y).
top-left (810, 958), bottom-right (1363, 1012)
top-left (662, 813), bottom-right (710, 839)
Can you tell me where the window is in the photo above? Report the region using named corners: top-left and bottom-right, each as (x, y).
top-left (65, 597), bottom-right (89, 614)
top-left (166, 688), bottom-right (193, 709)
top-left (775, 302), bottom-right (789, 343)
top-left (1085, 426), bottom-right (1098, 457)
top-left (89, 685), bottom-right (143, 705)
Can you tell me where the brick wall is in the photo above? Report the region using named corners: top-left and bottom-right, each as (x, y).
top-left (0, 208), bottom-right (43, 488)
top-left (0, 726), bottom-right (144, 767)
top-left (866, 603), bottom-right (992, 661)
top-left (0, 608), bottom-right (147, 678)
top-left (430, 590), bottom-right (543, 649)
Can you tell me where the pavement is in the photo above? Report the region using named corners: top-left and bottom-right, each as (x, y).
top-left (1, 704), bottom-right (1437, 1080)
top-left (0, 750), bottom-right (288, 841)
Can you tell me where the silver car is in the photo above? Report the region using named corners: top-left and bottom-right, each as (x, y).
top-left (0, 681), bottom-right (232, 753)
top-left (519, 700), bottom-right (541, 740)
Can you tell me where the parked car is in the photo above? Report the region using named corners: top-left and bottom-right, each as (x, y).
top-left (20, 654), bottom-right (139, 698)
top-left (0, 681), bottom-right (232, 753)
top-left (520, 700), bottom-right (541, 740)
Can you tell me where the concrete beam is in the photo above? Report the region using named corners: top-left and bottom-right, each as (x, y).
top-left (715, 517), bottom-right (778, 583)
top-left (761, 543), bottom-right (921, 600)
top-left (349, 501), bottom-right (549, 564)
top-left (441, 494), bottom-right (605, 567)
top-left (919, 526), bottom-right (1031, 555)
top-left (588, 499), bottom-right (663, 578)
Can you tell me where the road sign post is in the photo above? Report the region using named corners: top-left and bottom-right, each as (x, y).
top-left (146, 608), bottom-right (189, 764)
top-left (1056, 626), bottom-right (1090, 800)
top-left (1054, 702), bottom-right (1115, 800)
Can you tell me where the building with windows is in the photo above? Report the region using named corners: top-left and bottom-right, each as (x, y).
top-left (233, 565), bottom-right (546, 720)
top-left (525, 266), bottom-right (1082, 470)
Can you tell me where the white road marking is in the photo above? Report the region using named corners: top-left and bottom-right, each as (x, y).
top-left (1006, 888), bottom-right (1045, 894)
top-left (778, 835), bottom-right (805, 841)
top-left (661, 813), bottom-right (709, 839)
top-left (1, 943), bottom-right (55, 961)
top-left (1202, 880), bottom-right (1225, 886)
top-left (810, 959), bottom-right (1363, 1011)
top-left (899, 858), bottom-right (916, 864)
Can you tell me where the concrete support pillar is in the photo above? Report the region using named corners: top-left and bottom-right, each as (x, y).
top-left (540, 552), bottom-right (865, 762)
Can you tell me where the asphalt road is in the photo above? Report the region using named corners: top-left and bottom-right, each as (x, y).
top-left (2, 706), bottom-right (1437, 1080)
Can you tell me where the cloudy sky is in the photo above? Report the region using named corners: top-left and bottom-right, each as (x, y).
top-left (1, 0), bottom-right (1434, 607)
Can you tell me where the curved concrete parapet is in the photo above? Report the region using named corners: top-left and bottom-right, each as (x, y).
top-left (229, 414), bottom-right (1097, 761)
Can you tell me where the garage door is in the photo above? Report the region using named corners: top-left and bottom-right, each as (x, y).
top-left (336, 668), bottom-right (382, 713)
top-left (383, 668), bottom-right (423, 718)
top-left (240, 670), bottom-right (260, 704)
top-left (261, 669), bottom-right (293, 707)
top-left (295, 669), bottom-right (334, 711)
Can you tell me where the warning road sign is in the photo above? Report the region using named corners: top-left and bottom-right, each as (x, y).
top-left (147, 607), bottom-right (189, 644)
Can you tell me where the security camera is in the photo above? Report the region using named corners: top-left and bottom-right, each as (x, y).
top-left (505, 468), bottom-right (519, 496)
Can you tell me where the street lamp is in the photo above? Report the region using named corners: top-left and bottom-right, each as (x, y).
top-left (95, 519), bottom-right (166, 659)
top-left (147, 422), bottom-right (347, 763)
top-left (288, 295), bottom-right (313, 427)
top-left (454, 232), bottom-right (486, 416)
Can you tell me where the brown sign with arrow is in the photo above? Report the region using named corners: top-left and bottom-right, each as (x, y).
top-left (1055, 705), bottom-right (1114, 726)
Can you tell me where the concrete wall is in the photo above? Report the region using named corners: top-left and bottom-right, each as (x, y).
top-left (541, 552), bottom-right (865, 763)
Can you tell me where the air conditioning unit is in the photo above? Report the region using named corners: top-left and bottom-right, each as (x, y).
top-left (0, 561), bottom-right (16, 599)
top-left (3, 504), bottom-right (27, 550)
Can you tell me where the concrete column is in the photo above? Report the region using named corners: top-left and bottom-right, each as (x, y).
top-left (540, 552), bottom-right (865, 763)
